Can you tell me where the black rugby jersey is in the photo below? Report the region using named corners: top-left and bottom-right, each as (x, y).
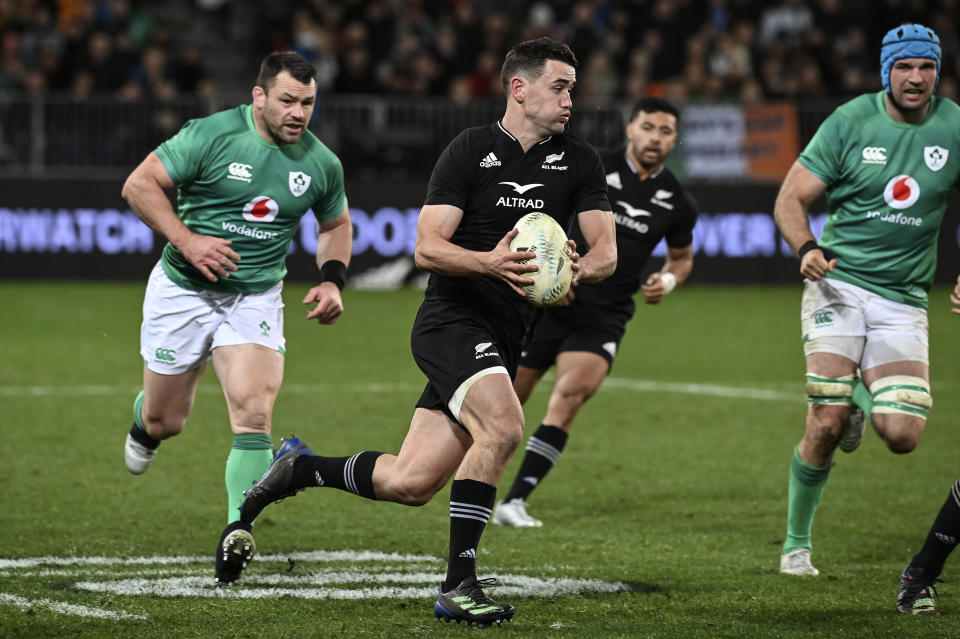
top-left (566, 146), bottom-right (698, 323)
top-left (423, 120), bottom-right (610, 340)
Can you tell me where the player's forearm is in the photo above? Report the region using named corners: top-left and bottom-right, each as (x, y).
top-left (315, 208), bottom-right (353, 270)
top-left (577, 240), bottom-right (616, 283)
top-left (414, 237), bottom-right (487, 276)
top-left (774, 197), bottom-right (817, 256)
top-left (665, 255), bottom-right (693, 285)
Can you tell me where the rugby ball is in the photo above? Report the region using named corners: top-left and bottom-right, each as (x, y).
top-left (509, 211), bottom-right (573, 307)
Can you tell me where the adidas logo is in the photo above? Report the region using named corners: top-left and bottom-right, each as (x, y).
top-left (935, 532), bottom-right (958, 545)
top-left (458, 548), bottom-right (477, 559)
top-left (480, 153), bottom-right (501, 168)
top-left (314, 471), bottom-right (325, 487)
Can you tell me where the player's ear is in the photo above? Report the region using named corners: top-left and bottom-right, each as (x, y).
top-left (252, 85), bottom-right (266, 108)
top-left (511, 77), bottom-right (525, 102)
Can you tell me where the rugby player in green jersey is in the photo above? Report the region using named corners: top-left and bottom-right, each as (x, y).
top-left (773, 23), bottom-right (960, 588)
top-left (120, 51), bottom-right (352, 585)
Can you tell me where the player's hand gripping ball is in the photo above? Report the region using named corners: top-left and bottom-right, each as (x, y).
top-left (509, 211), bottom-right (574, 307)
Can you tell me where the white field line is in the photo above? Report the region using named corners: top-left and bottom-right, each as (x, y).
top-left (75, 573), bottom-right (631, 599)
top-left (0, 549), bottom-right (438, 570)
top-left (0, 592), bottom-right (146, 620)
top-left (0, 378), bottom-right (800, 401)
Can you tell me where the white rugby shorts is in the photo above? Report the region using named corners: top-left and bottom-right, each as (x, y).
top-left (140, 262), bottom-right (285, 374)
top-left (801, 277), bottom-right (928, 369)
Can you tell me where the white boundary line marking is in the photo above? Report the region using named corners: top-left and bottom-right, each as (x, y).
top-left (0, 379), bottom-right (800, 401)
top-left (0, 592), bottom-right (146, 620)
top-left (1, 551), bottom-right (634, 612)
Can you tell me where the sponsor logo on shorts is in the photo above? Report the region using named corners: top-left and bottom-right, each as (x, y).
top-left (603, 342), bottom-right (617, 358)
top-left (259, 321), bottom-right (271, 336)
top-left (154, 347), bottom-right (176, 363)
top-left (813, 310), bottom-right (834, 327)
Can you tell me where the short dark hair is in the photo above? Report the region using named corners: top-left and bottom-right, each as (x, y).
top-left (500, 37), bottom-right (578, 95)
top-left (256, 51), bottom-right (318, 91)
top-left (629, 97), bottom-right (680, 124)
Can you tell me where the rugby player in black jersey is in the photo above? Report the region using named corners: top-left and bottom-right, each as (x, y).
top-left (238, 37), bottom-right (615, 627)
top-left (493, 97), bottom-right (699, 528)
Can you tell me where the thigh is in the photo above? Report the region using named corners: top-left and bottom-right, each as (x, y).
top-left (801, 278), bottom-right (867, 361)
top-left (862, 295), bottom-right (929, 369)
top-left (211, 280), bottom-right (286, 354)
top-left (514, 364), bottom-right (547, 405)
top-left (211, 344), bottom-right (284, 433)
top-left (140, 262), bottom-right (223, 374)
top-left (553, 350), bottom-right (610, 396)
top-left (142, 364), bottom-right (207, 432)
top-left (411, 302), bottom-right (521, 423)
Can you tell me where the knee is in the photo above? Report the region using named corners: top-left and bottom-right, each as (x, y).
top-left (555, 383), bottom-right (595, 410)
top-left (230, 398), bottom-right (271, 433)
top-left (804, 405), bottom-right (847, 448)
top-left (142, 411), bottom-right (186, 439)
top-left (878, 418), bottom-right (925, 454)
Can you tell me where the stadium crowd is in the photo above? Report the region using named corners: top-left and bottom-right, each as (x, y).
top-left (2, 0), bottom-right (959, 104)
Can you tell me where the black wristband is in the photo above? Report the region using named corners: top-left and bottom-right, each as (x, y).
top-left (797, 240), bottom-right (836, 263)
top-left (319, 260), bottom-right (347, 290)
top-left (797, 240), bottom-right (819, 259)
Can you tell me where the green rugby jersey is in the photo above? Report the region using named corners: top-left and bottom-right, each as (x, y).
top-left (800, 92), bottom-right (960, 307)
top-left (154, 104), bottom-right (346, 293)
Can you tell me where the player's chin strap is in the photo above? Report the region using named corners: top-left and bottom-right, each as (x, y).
top-left (869, 375), bottom-right (932, 418)
top-left (805, 373), bottom-right (854, 405)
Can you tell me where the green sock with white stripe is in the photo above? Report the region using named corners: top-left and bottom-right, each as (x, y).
top-left (784, 447), bottom-right (831, 554)
top-left (225, 433), bottom-right (273, 524)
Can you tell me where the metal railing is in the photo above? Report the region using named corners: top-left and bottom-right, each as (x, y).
top-left (0, 93), bottom-right (837, 180)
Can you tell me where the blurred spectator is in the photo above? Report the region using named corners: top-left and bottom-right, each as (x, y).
top-left (4, 0), bottom-right (959, 107)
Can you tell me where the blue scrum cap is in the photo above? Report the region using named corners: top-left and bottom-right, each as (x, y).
top-left (880, 24), bottom-right (941, 92)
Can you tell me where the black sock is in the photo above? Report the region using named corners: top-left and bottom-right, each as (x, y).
top-left (128, 422), bottom-right (160, 449)
top-left (912, 479), bottom-right (960, 577)
top-left (444, 479), bottom-right (496, 591)
top-left (291, 451), bottom-right (383, 499)
top-left (504, 424), bottom-right (568, 502)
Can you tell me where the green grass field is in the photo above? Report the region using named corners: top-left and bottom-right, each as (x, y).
top-left (2, 281), bottom-right (960, 638)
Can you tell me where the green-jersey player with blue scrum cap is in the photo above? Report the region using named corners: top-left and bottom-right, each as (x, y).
top-left (773, 23), bottom-right (960, 598)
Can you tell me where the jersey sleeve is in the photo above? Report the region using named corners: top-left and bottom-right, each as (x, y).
top-left (311, 153), bottom-right (347, 223)
top-left (574, 145), bottom-right (611, 213)
top-left (798, 111), bottom-right (845, 186)
top-left (154, 118), bottom-right (207, 187)
top-left (666, 188), bottom-right (698, 248)
top-left (424, 131), bottom-right (475, 210)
